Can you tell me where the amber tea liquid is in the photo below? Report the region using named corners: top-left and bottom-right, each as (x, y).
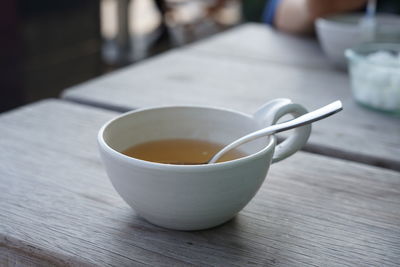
top-left (122, 139), bottom-right (247, 164)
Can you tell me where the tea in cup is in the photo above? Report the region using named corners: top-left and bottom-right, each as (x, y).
top-left (98, 99), bottom-right (311, 230)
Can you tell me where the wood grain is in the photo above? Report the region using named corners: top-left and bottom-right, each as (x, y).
top-left (1, 100), bottom-right (400, 266)
top-left (62, 48), bottom-right (400, 170)
top-left (187, 23), bottom-right (331, 69)
top-left (0, 246), bottom-right (57, 267)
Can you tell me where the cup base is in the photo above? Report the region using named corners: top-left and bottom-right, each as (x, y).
top-left (140, 213), bottom-right (238, 231)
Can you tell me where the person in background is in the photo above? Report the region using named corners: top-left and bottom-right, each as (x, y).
top-left (243, 0), bottom-right (400, 34)
top-left (269, 0), bottom-right (367, 34)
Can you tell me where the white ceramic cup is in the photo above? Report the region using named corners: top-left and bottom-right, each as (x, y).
top-left (98, 99), bottom-right (311, 230)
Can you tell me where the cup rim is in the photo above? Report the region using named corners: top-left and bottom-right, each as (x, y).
top-left (316, 12), bottom-right (400, 25)
top-left (98, 105), bottom-right (276, 171)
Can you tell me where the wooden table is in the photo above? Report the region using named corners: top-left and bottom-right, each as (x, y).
top-left (188, 23), bottom-right (331, 69)
top-left (1, 100), bottom-right (400, 266)
top-left (63, 24), bottom-right (400, 171)
top-left (2, 23), bottom-right (400, 266)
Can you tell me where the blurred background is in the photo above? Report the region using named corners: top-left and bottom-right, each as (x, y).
top-left (0, 0), bottom-right (269, 112)
top-left (2, 0), bottom-right (399, 114)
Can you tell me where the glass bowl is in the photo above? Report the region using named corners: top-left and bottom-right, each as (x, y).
top-left (345, 43), bottom-right (400, 115)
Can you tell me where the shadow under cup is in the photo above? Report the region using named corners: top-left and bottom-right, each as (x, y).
top-left (98, 106), bottom-right (276, 230)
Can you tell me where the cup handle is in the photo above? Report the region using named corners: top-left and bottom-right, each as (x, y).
top-left (253, 99), bottom-right (311, 163)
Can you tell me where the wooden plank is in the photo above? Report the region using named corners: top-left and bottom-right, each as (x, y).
top-left (1, 100), bottom-right (400, 266)
top-left (62, 51), bottom-right (400, 171)
top-left (0, 246), bottom-right (61, 267)
top-left (186, 23), bottom-right (331, 69)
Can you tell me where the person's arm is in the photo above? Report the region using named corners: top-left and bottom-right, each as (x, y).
top-left (274, 0), bottom-right (367, 34)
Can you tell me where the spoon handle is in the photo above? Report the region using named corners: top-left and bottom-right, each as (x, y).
top-left (208, 100), bottom-right (343, 164)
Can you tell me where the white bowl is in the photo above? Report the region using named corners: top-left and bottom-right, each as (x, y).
top-left (316, 13), bottom-right (400, 68)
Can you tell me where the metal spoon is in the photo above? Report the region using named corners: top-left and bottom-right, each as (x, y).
top-left (208, 100), bottom-right (343, 164)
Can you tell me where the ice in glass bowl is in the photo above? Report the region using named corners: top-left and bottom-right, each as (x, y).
top-left (345, 43), bottom-right (400, 115)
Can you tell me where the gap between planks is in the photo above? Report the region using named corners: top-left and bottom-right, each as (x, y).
top-left (63, 98), bottom-right (400, 172)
